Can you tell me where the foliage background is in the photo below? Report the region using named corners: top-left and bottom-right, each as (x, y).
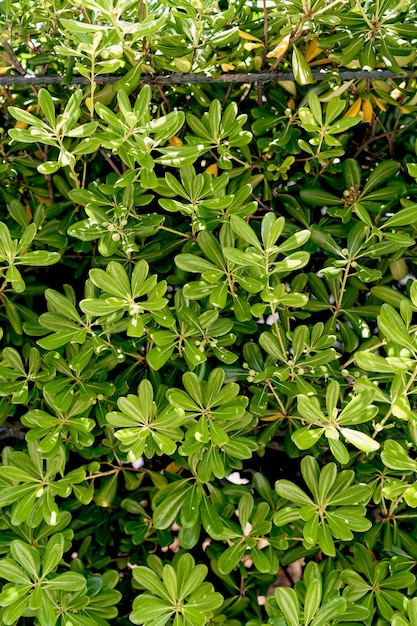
top-left (2, 0), bottom-right (417, 624)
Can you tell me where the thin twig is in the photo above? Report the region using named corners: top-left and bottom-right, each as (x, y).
top-left (2, 41), bottom-right (38, 96)
top-left (99, 148), bottom-right (122, 175)
top-left (353, 116), bottom-right (417, 159)
top-left (156, 84), bottom-right (171, 112)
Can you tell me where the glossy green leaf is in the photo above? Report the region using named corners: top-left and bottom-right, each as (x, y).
top-left (292, 45), bottom-right (314, 85)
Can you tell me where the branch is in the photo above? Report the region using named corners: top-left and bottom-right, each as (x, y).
top-left (0, 68), bottom-right (415, 86)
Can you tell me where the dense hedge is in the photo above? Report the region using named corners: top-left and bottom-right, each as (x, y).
top-left (2, 0), bottom-right (417, 624)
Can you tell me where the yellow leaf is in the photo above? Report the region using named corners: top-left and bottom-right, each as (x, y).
top-left (206, 163), bottom-right (218, 177)
top-left (362, 99), bottom-right (373, 123)
top-left (168, 135), bottom-right (183, 146)
top-left (390, 88), bottom-right (402, 100)
top-left (239, 29), bottom-right (262, 42)
top-left (174, 57), bottom-right (192, 72)
top-left (288, 97), bottom-right (296, 110)
top-left (278, 80), bottom-right (297, 96)
top-left (266, 34), bottom-right (290, 59)
top-left (221, 63), bottom-right (235, 72)
top-left (244, 42), bottom-right (264, 51)
top-left (305, 38), bottom-right (320, 62)
top-left (344, 97), bottom-right (362, 118)
top-left (390, 259), bottom-right (408, 281)
top-left (27, 103), bottom-right (42, 114)
top-left (85, 97), bottom-right (94, 113)
top-left (0, 66), bottom-right (11, 75)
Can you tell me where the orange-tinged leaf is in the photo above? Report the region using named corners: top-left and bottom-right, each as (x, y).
top-left (362, 99), bottom-right (373, 123)
top-left (34, 193), bottom-right (53, 206)
top-left (206, 163), bottom-right (218, 177)
top-left (165, 462), bottom-right (182, 473)
top-left (168, 135), bottom-right (183, 146)
top-left (14, 119), bottom-right (29, 129)
top-left (261, 413), bottom-right (284, 421)
top-left (305, 38), bottom-right (320, 62)
top-left (267, 34), bottom-right (290, 59)
top-left (344, 97), bottom-right (362, 118)
top-left (373, 96), bottom-right (386, 112)
top-left (25, 204), bottom-right (33, 223)
top-left (239, 30), bottom-right (262, 42)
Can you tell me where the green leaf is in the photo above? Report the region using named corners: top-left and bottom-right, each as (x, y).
top-left (297, 395), bottom-right (326, 425)
top-left (274, 587), bottom-right (299, 626)
top-left (309, 225), bottom-right (343, 256)
top-left (45, 289), bottom-right (83, 322)
top-left (338, 390), bottom-right (377, 425)
top-left (15, 251), bottom-right (61, 266)
top-left (383, 205), bottom-right (417, 228)
top-left (153, 480), bottom-right (193, 529)
top-left (0, 560), bottom-right (31, 585)
top-left (378, 303), bottom-right (416, 352)
top-left (381, 440), bottom-right (417, 472)
top-left (362, 161), bottom-right (399, 195)
top-left (201, 498), bottom-right (224, 537)
top-left (10, 541), bottom-right (40, 578)
top-left (238, 492), bottom-right (254, 530)
top-left (230, 215), bottom-right (262, 249)
top-left (45, 571), bottom-right (86, 591)
top-left (310, 598), bottom-right (346, 626)
top-left (8, 106), bottom-right (45, 128)
top-left (217, 541), bottom-right (246, 575)
top-left (180, 485), bottom-right (202, 528)
top-left (155, 147), bottom-right (200, 167)
top-left (130, 596), bottom-right (173, 624)
top-left (273, 507), bottom-right (302, 526)
top-left (355, 351), bottom-right (394, 373)
top-left (292, 45), bottom-right (314, 85)
top-left (318, 523), bottom-right (335, 556)
top-left (304, 578), bottom-right (322, 626)
top-left (292, 427), bottom-right (323, 450)
top-left (38, 161), bottom-right (61, 175)
top-left (407, 163), bottom-right (417, 178)
top-left (38, 88), bottom-right (56, 127)
top-left (89, 262), bottom-right (131, 298)
top-left (1, 593), bottom-right (30, 625)
top-left (176, 555), bottom-right (208, 600)
top-left (42, 533), bottom-right (64, 576)
top-left (175, 254), bottom-right (221, 274)
top-left (275, 480), bottom-right (313, 506)
top-left (251, 546), bottom-right (272, 573)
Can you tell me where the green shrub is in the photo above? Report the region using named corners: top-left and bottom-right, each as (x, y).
top-left (1, 0), bottom-right (417, 624)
